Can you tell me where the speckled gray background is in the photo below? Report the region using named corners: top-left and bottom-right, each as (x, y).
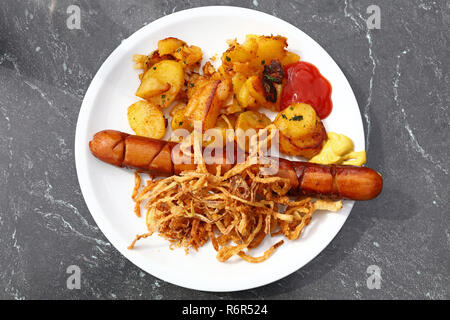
top-left (0, 0), bottom-right (449, 300)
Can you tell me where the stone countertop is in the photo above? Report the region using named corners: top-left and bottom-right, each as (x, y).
top-left (0, 0), bottom-right (448, 299)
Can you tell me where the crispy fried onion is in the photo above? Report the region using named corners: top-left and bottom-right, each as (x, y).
top-left (128, 126), bottom-right (343, 262)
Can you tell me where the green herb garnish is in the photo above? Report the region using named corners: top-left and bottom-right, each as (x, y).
top-left (189, 83), bottom-right (195, 88)
top-left (225, 56), bottom-right (231, 62)
top-left (264, 74), bottom-right (277, 82)
top-left (281, 114), bottom-right (287, 119)
top-left (290, 115), bottom-right (303, 121)
top-left (261, 60), bottom-right (265, 65)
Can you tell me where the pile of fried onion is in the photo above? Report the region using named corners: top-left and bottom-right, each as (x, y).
top-left (128, 126), bottom-right (342, 263)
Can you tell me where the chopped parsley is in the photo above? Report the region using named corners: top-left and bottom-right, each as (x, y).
top-left (261, 60), bottom-right (265, 65)
top-left (161, 94), bottom-right (166, 99)
top-left (189, 83), bottom-right (195, 88)
top-left (179, 121), bottom-right (183, 126)
top-left (281, 114), bottom-right (287, 119)
top-left (290, 106), bottom-right (294, 110)
top-left (176, 48), bottom-right (181, 52)
top-left (153, 67), bottom-right (156, 70)
top-left (225, 56), bottom-right (231, 62)
top-left (290, 115), bottom-right (303, 121)
top-left (264, 74), bottom-right (277, 82)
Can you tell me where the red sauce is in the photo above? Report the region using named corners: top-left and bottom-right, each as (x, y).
top-left (281, 61), bottom-right (333, 119)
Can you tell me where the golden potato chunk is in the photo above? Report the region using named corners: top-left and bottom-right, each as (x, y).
top-left (128, 100), bottom-right (166, 139)
top-left (274, 103), bottom-right (319, 138)
top-left (135, 77), bottom-right (170, 99)
top-left (136, 60), bottom-right (184, 108)
top-left (235, 111), bottom-right (272, 152)
top-left (170, 103), bottom-right (192, 132)
top-left (157, 37), bottom-right (186, 56)
top-left (274, 103), bottom-right (327, 158)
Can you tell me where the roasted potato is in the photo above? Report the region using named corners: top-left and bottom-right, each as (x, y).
top-left (185, 79), bottom-right (232, 132)
top-left (247, 34), bottom-right (288, 67)
top-left (237, 80), bottom-right (257, 109)
top-left (231, 73), bottom-right (247, 98)
top-left (128, 100), bottom-right (166, 139)
top-left (203, 114), bottom-right (236, 147)
top-left (274, 103), bottom-right (326, 158)
top-left (170, 103), bottom-right (192, 131)
top-left (281, 51), bottom-right (300, 66)
top-left (274, 103), bottom-right (319, 138)
top-left (235, 110), bottom-right (272, 152)
top-left (136, 60), bottom-right (184, 108)
top-left (135, 77), bottom-right (170, 99)
top-left (278, 132), bottom-right (302, 156)
top-left (157, 37), bottom-right (186, 56)
top-left (173, 45), bottom-right (203, 68)
top-left (235, 110), bottom-right (271, 132)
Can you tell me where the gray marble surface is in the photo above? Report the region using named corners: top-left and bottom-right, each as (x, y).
top-left (0, 0), bottom-right (448, 300)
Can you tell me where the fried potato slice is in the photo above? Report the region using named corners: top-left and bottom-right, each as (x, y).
top-left (247, 34), bottom-right (288, 66)
top-left (235, 110), bottom-right (272, 152)
top-left (275, 103), bottom-right (326, 158)
top-left (135, 77), bottom-right (171, 99)
top-left (128, 100), bottom-right (166, 139)
top-left (173, 45), bottom-right (203, 68)
top-left (281, 51), bottom-right (300, 66)
top-left (170, 103), bottom-right (192, 131)
top-left (185, 79), bottom-right (232, 131)
top-left (274, 103), bottom-right (318, 138)
top-left (157, 37), bottom-right (186, 56)
top-left (136, 60), bottom-right (184, 108)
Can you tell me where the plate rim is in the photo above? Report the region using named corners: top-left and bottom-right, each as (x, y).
top-left (74, 5), bottom-right (364, 292)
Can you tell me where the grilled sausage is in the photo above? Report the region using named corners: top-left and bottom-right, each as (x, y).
top-left (89, 130), bottom-right (383, 200)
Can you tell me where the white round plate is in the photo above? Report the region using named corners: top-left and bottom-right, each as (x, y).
top-left (75, 6), bottom-right (364, 292)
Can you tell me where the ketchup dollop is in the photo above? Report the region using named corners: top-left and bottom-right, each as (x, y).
top-left (281, 61), bottom-right (332, 119)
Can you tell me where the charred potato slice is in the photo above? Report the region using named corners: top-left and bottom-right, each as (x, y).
top-left (278, 132), bottom-right (302, 156)
top-left (137, 60), bottom-right (184, 108)
top-left (278, 132), bottom-right (323, 159)
top-left (290, 120), bottom-right (327, 150)
top-left (128, 101), bottom-right (166, 139)
top-left (185, 79), bottom-right (232, 132)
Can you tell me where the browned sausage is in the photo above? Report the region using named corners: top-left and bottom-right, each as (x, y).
top-left (291, 162), bottom-right (383, 201)
top-left (89, 130), bottom-right (383, 200)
